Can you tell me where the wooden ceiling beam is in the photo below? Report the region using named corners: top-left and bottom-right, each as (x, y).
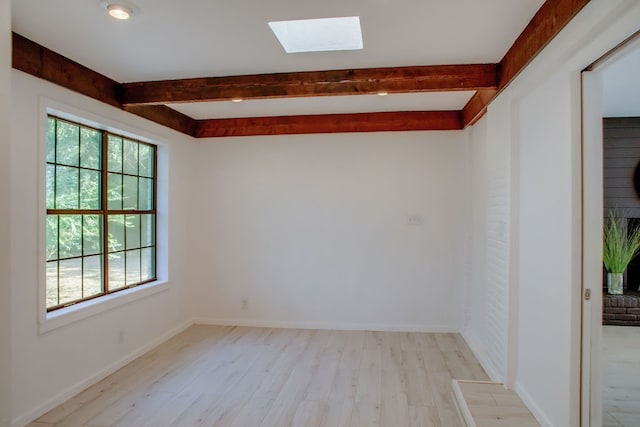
top-left (14, 0), bottom-right (593, 138)
top-left (12, 32), bottom-right (196, 136)
top-left (11, 34), bottom-right (465, 136)
top-left (462, 89), bottom-right (497, 127)
top-left (461, 0), bottom-right (591, 127)
top-left (120, 64), bottom-right (498, 106)
top-left (123, 105), bottom-right (197, 136)
top-left (499, 0), bottom-right (591, 90)
top-left (194, 111), bottom-right (462, 138)
top-left (12, 32), bottom-right (122, 108)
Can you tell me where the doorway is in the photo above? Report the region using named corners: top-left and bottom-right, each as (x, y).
top-left (582, 33), bottom-right (640, 427)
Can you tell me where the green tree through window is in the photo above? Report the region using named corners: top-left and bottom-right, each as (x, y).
top-left (46, 116), bottom-right (157, 311)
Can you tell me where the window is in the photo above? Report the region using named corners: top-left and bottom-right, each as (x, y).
top-left (46, 116), bottom-right (157, 311)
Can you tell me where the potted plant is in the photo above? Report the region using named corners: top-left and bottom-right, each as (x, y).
top-left (603, 210), bottom-right (640, 294)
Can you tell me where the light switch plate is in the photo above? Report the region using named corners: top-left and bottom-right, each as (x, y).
top-left (407, 214), bottom-right (424, 226)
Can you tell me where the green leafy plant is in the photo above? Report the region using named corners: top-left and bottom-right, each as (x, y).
top-left (603, 210), bottom-right (640, 273)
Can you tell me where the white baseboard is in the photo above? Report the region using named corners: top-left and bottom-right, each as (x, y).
top-left (12, 320), bottom-right (193, 427)
top-left (452, 380), bottom-right (477, 427)
top-left (515, 381), bottom-right (553, 427)
top-left (193, 317), bottom-right (461, 333)
top-left (461, 329), bottom-right (501, 382)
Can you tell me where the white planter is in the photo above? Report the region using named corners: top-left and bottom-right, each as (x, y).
top-left (607, 272), bottom-right (624, 295)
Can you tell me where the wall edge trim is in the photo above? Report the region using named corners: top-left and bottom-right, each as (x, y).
top-left (193, 318), bottom-right (461, 333)
top-left (461, 329), bottom-right (502, 382)
top-left (514, 381), bottom-right (554, 427)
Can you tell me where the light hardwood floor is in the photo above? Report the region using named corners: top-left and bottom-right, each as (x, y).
top-left (30, 325), bottom-right (489, 427)
top-left (603, 325), bottom-right (640, 427)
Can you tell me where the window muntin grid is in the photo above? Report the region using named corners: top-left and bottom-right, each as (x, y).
top-left (46, 116), bottom-right (157, 311)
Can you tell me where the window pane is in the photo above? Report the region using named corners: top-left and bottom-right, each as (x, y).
top-left (47, 117), bottom-right (56, 163)
top-left (108, 135), bottom-right (123, 173)
top-left (141, 247), bottom-right (155, 282)
top-left (108, 215), bottom-right (125, 253)
top-left (141, 214), bottom-right (155, 247)
top-left (59, 258), bottom-right (82, 305)
top-left (83, 215), bottom-right (103, 256)
top-left (83, 255), bottom-right (103, 298)
top-left (108, 173), bottom-right (122, 210)
top-left (46, 117), bottom-right (158, 311)
top-left (123, 139), bottom-right (139, 175)
top-left (55, 165), bottom-right (79, 209)
top-left (139, 178), bottom-right (153, 211)
top-left (126, 249), bottom-right (141, 285)
top-left (46, 164), bottom-right (55, 209)
top-left (80, 128), bottom-right (101, 170)
top-left (108, 252), bottom-right (125, 290)
top-left (58, 215), bottom-right (83, 259)
top-left (56, 121), bottom-right (80, 167)
top-left (123, 175), bottom-right (138, 210)
top-left (125, 215), bottom-right (140, 250)
top-left (139, 144), bottom-right (154, 178)
top-left (46, 215), bottom-right (58, 261)
top-left (46, 261), bottom-right (58, 308)
top-left (80, 169), bottom-right (101, 209)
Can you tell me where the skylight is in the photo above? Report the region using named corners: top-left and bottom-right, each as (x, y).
top-left (268, 16), bottom-right (363, 54)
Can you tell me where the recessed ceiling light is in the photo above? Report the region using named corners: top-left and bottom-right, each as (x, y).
top-left (231, 98), bottom-right (244, 103)
top-left (268, 16), bottom-right (363, 53)
top-left (377, 92), bottom-right (389, 96)
top-left (104, 3), bottom-right (132, 20)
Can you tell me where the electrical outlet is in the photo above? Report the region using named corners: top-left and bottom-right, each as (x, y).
top-left (407, 214), bottom-right (423, 226)
top-left (241, 298), bottom-right (248, 310)
top-left (118, 329), bottom-right (124, 344)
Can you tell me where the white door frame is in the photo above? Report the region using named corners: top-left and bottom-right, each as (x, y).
top-left (581, 69), bottom-right (604, 427)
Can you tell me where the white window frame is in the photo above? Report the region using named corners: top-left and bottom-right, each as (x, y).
top-left (37, 98), bottom-right (169, 334)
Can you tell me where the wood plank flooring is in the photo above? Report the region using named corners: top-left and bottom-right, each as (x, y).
top-left (603, 325), bottom-right (640, 427)
top-left (453, 381), bottom-right (539, 427)
top-left (30, 325), bottom-right (489, 427)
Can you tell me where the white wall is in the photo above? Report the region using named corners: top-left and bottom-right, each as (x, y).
top-left (10, 71), bottom-right (194, 426)
top-left (464, 118), bottom-right (489, 361)
top-left (0, 0), bottom-right (11, 425)
top-left (466, 59), bottom-right (579, 427)
top-left (463, 107), bottom-right (510, 382)
top-left (461, 1), bottom-right (640, 425)
top-left (189, 131), bottom-right (467, 331)
top-left (516, 71), bottom-right (577, 427)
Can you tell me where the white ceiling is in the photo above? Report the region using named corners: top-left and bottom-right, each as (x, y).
top-left (169, 91), bottom-right (476, 119)
top-left (12, 0), bottom-right (544, 83)
top-left (603, 45), bottom-right (640, 118)
top-left (11, 0), bottom-right (544, 120)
